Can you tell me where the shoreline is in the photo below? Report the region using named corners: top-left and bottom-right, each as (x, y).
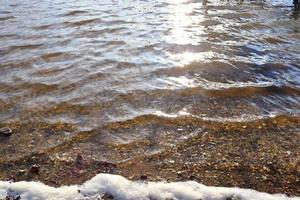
top-left (0, 115), bottom-right (299, 197)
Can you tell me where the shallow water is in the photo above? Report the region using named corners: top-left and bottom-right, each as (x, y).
top-left (0, 0), bottom-right (300, 193)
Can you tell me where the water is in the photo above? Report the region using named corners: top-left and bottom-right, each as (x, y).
top-left (0, 0), bottom-right (300, 196)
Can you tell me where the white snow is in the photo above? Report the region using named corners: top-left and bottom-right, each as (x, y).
top-left (0, 173), bottom-right (299, 200)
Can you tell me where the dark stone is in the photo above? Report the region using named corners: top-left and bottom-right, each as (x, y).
top-left (102, 193), bottom-right (114, 200)
top-left (2, 195), bottom-right (20, 200)
top-left (75, 154), bottom-right (83, 164)
top-left (226, 195), bottom-right (241, 200)
top-left (29, 164), bottom-right (40, 174)
top-left (99, 161), bottom-right (116, 168)
top-left (177, 171), bottom-right (183, 176)
top-left (140, 175), bottom-right (148, 180)
top-left (0, 127), bottom-right (12, 136)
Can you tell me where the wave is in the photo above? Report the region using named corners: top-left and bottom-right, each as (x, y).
top-left (0, 173), bottom-right (298, 200)
top-left (105, 108), bottom-right (299, 125)
top-left (154, 77), bottom-right (300, 96)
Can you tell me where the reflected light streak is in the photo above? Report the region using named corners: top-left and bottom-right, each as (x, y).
top-left (166, 0), bottom-right (206, 66)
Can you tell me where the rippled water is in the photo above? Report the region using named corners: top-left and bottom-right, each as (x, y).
top-left (0, 0), bottom-right (300, 175)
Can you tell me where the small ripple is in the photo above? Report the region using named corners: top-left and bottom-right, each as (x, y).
top-left (0, 34), bottom-right (17, 38)
top-left (0, 11), bottom-right (11, 14)
top-left (32, 24), bottom-right (53, 30)
top-left (64, 18), bottom-right (101, 27)
top-left (0, 16), bottom-right (14, 21)
top-left (1, 44), bottom-right (43, 55)
top-left (77, 27), bottom-right (128, 38)
top-left (40, 52), bottom-right (72, 62)
top-left (63, 10), bottom-right (88, 16)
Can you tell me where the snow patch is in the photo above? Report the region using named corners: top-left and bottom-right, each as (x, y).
top-left (0, 173), bottom-right (299, 200)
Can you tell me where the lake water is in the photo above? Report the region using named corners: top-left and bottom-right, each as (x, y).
top-left (0, 0), bottom-right (299, 197)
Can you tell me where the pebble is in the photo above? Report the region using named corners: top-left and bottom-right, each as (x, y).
top-left (76, 154), bottom-right (83, 164)
top-left (101, 193), bottom-right (114, 200)
top-left (0, 127), bottom-right (12, 136)
top-left (140, 175), bottom-right (147, 180)
top-left (29, 164), bottom-right (40, 174)
top-left (4, 195), bottom-right (20, 200)
top-left (226, 196), bottom-right (241, 200)
top-left (17, 169), bottom-right (26, 176)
